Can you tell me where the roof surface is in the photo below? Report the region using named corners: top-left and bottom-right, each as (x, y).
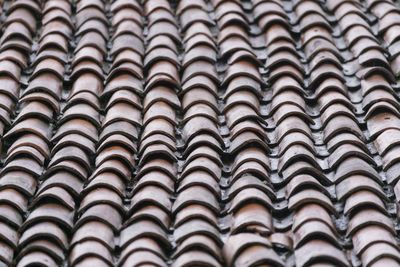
top-left (0, 0), bottom-right (399, 266)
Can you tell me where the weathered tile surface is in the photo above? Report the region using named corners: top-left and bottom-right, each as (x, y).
top-left (0, 0), bottom-right (400, 266)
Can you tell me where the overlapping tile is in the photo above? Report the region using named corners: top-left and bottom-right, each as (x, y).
top-left (217, 1), bottom-right (286, 266)
top-left (66, 1), bottom-right (117, 266)
top-left (254, 1), bottom-right (348, 266)
top-left (118, 1), bottom-right (177, 266)
top-left (0, 1), bottom-right (62, 265)
top-left (325, 1), bottom-right (400, 266)
top-left (0, 0), bottom-right (400, 266)
top-left (173, 1), bottom-right (222, 266)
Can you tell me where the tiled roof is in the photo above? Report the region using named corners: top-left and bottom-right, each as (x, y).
top-left (1, 0), bottom-right (400, 266)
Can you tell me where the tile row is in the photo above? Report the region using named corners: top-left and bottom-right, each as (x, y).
top-left (18, 0), bottom-right (107, 266)
top-left (364, 0), bottom-right (400, 192)
top-left (216, 1), bottom-right (285, 266)
top-left (253, 1), bottom-right (351, 266)
top-left (328, 1), bottom-right (400, 265)
top-left (302, 0), bottom-right (400, 266)
top-left (172, 1), bottom-right (225, 266)
top-left (290, 3), bottom-right (350, 265)
top-left (0, 0), bottom-right (41, 141)
top-left (0, 1), bottom-right (71, 266)
top-left (366, 0), bottom-right (400, 76)
top-left (118, 0), bottom-right (179, 266)
top-left (69, 0), bottom-right (141, 266)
